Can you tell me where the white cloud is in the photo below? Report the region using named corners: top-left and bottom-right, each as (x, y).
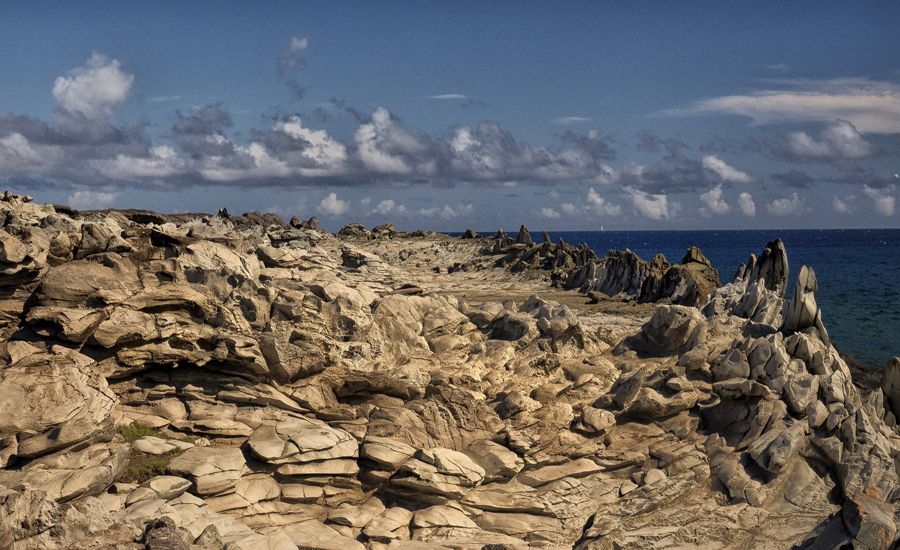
top-left (559, 188), bottom-right (621, 218)
top-left (554, 116), bottom-right (592, 125)
top-left (317, 192), bottom-right (349, 216)
top-left (355, 107), bottom-right (433, 175)
top-left (280, 36), bottom-right (310, 72)
top-left (586, 187), bottom-right (622, 216)
top-left (360, 197), bottom-right (372, 206)
top-left (148, 95), bottom-right (181, 103)
top-left (67, 190), bottom-right (119, 210)
top-left (0, 133), bottom-right (52, 173)
top-left (702, 155), bottom-right (753, 183)
top-left (290, 36), bottom-right (309, 53)
top-left (833, 195), bottom-right (853, 213)
top-left (52, 53), bottom-right (134, 118)
top-left (668, 78), bottom-right (900, 134)
top-left (786, 120), bottom-right (875, 159)
top-left (699, 184), bottom-right (730, 215)
top-left (766, 192), bottom-right (804, 216)
top-left (274, 115), bottom-right (349, 173)
top-left (738, 192), bottom-right (756, 217)
top-left (862, 185), bottom-right (895, 216)
top-left (417, 203), bottom-right (473, 219)
top-left (92, 145), bottom-right (187, 179)
top-left (538, 207), bottom-right (560, 219)
top-left (371, 199), bottom-right (408, 216)
top-left (626, 187), bottom-right (677, 220)
top-left (764, 63), bottom-right (789, 72)
top-left (426, 94), bottom-right (467, 100)
top-left (198, 116), bottom-right (348, 182)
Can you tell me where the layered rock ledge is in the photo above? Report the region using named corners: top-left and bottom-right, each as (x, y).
top-left (0, 194), bottom-right (898, 549)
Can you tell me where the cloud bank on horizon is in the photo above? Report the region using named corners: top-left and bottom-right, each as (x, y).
top-left (0, 2), bottom-right (897, 230)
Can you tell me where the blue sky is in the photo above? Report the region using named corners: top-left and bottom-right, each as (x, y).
top-left (1, 1), bottom-right (899, 230)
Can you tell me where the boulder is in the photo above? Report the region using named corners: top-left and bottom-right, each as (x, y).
top-left (841, 489), bottom-right (896, 550)
top-left (619, 305), bottom-right (707, 357)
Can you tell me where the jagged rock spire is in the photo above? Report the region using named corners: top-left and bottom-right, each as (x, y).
top-left (748, 239), bottom-right (789, 295)
top-left (781, 265), bottom-right (829, 344)
top-left (515, 224), bottom-right (532, 246)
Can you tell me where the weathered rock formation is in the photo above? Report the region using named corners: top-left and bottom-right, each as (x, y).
top-left (485, 226), bottom-right (721, 307)
top-left (0, 192), bottom-right (897, 549)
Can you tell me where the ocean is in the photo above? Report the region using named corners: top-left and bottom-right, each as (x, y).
top-left (497, 229), bottom-right (899, 368)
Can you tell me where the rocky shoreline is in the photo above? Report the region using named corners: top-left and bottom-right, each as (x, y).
top-left (1, 191), bottom-right (898, 549)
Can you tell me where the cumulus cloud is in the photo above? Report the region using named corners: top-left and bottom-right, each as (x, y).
top-left (862, 185), bottom-right (895, 216)
top-left (52, 53), bottom-right (134, 118)
top-left (766, 192), bottom-right (804, 216)
top-left (0, 56), bottom-right (628, 191)
top-left (558, 187), bottom-right (621, 219)
top-left (0, 133), bottom-right (50, 173)
top-left (173, 103), bottom-right (233, 136)
top-left (667, 78), bottom-right (900, 134)
top-left (786, 120), bottom-right (875, 159)
top-left (624, 135), bottom-right (737, 194)
top-left (538, 207), bottom-right (560, 219)
top-left (625, 187), bottom-right (676, 220)
top-left (67, 190), bottom-right (119, 210)
top-left (586, 187), bottom-right (621, 216)
top-left (317, 192), bottom-right (348, 216)
top-left (290, 36), bottom-right (309, 53)
top-left (355, 107), bottom-right (434, 175)
top-left (92, 145), bottom-right (187, 180)
top-left (371, 199), bottom-right (408, 216)
top-left (446, 123), bottom-right (617, 183)
top-left (738, 192), bottom-right (756, 217)
top-left (417, 203), bottom-right (473, 219)
top-left (702, 155), bottom-right (753, 183)
top-left (833, 195), bottom-right (854, 213)
top-left (700, 184), bottom-right (730, 215)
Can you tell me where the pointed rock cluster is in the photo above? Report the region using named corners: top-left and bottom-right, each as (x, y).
top-left (482, 225), bottom-right (721, 307)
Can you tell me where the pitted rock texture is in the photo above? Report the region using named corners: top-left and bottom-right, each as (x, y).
top-left (0, 192), bottom-right (897, 549)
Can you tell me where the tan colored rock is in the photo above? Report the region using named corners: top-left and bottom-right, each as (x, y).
top-left (0, 351), bottom-right (116, 459)
top-left (167, 446), bottom-right (246, 496)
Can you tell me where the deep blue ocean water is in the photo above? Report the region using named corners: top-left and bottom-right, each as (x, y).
top-left (477, 229), bottom-right (900, 367)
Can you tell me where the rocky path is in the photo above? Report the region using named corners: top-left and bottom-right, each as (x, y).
top-left (0, 192), bottom-right (897, 549)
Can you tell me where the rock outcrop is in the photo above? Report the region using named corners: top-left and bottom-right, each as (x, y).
top-left (0, 191), bottom-right (896, 549)
top-left (484, 231), bottom-right (721, 307)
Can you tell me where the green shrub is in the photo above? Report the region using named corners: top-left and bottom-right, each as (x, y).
top-left (117, 422), bottom-right (166, 443)
top-left (119, 451), bottom-right (179, 484)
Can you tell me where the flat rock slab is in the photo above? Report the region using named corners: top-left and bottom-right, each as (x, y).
top-left (247, 419), bottom-right (358, 464)
top-left (133, 436), bottom-right (194, 455)
top-left (167, 446), bottom-right (245, 496)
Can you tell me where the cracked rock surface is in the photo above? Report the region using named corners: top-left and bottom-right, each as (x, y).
top-left (0, 193), bottom-right (898, 549)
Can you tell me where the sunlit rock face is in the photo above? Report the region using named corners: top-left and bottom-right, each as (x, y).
top-left (0, 192), bottom-right (897, 549)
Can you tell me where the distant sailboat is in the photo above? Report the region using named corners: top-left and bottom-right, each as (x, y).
top-left (600, 225), bottom-right (605, 232)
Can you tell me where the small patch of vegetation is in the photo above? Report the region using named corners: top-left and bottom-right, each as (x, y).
top-left (173, 432), bottom-right (199, 443)
top-left (117, 422), bottom-right (166, 443)
top-left (119, 450), bottom-right (181, 484)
